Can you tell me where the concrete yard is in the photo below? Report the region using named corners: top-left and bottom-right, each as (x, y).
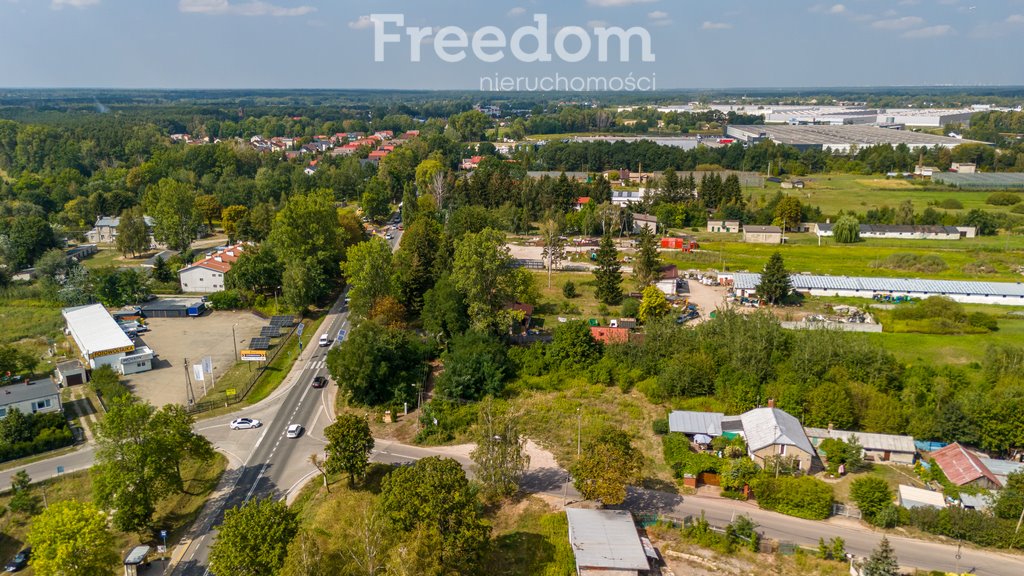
top-left (125, 311), bottom-right (266, 407)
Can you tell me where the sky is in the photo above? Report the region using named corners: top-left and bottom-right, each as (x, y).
top-left (1, 0), bottom-right (1023, 90)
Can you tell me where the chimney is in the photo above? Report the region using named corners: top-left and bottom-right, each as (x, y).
top-left (767, 398), bottom-right (776, 408)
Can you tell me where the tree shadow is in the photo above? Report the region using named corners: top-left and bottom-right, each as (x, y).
top-left (488, 532), bottom-right (558, 576)
top-left (618, 485), bottom-right (684, 515)
top-left (521, 467), bottom-right (571, 495)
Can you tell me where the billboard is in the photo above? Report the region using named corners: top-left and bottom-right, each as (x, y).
top-left (240, 350), bottom-right (267, 362)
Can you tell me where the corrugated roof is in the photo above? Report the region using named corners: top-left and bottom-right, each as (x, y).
top-left (0, 379), bottom-right (60, 406)
top-left (745, 225), bottom-right (782, 233)
top-left (805, 428), bottom-right (916, 454)
top-left (931, 443), bottom-right (1001, 487)
top-left (668, 411), bottom-right (724, 436)
top-left (978, 457), bottom-right (1024, 486)
top-left (62, 304), bottom-right (134, 356)
top-left (566, 509), bottom-right (649, 571)
top-left (898, 485), bottom-right (945, 510)
top-left (730, 272), bottom-right (1024, 299)
top-left (740, 407), bottom-right (815, 455)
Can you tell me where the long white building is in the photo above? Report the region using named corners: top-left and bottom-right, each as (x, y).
top-left (62, 304), bottom-right (153, 375)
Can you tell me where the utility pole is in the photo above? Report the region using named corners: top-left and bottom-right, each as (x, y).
top-left (231, 323), bottom-right (238, 360)
top-left (577, 407), bottom-right (582, 458)
top-left (183, 358), bottom-right (195, 406)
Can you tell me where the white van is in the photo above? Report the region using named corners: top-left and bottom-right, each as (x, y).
top-left (318, 334), bottom-right (330, 347)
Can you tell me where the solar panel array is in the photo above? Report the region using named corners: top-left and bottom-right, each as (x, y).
top-left (730, 273), bottom-right (1024, 298)
top-left (269, 315), bottom-right (295, 328)
top-left (260, 326), bottom-right (280, 338)
top-left (248, 337), bottom-right (271, 350)
top-left (932, 172), bottom-right (1024, 190)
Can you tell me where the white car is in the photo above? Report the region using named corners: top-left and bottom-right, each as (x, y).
top-left (286, 424), bottom-right (304, 438)
top-left (318, 334), bottom-right (330, 347)
top-left (229, 418), bottom-right (261, 430)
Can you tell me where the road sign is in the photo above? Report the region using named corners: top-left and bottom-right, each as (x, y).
top-left (56, 465), bottom-right (64, 474)
top-left (226, 388), bottom-right (237, 397)
top-left (202, 356), bottom-right (213, 375)
top-left (193, 364), bottom-right (205, 381)
top-left (157, 545), bottom-right (167, 554)
top-left (296, 323), bottom-right (304, 336)
top-left (160, 529), bottom-right (168, 538)
top-left (337, 329), bottom-right (347, 341)
top-left (240, 350), bottom-right (267, 362)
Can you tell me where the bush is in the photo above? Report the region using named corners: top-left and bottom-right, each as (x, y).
top-left (871, 253), bottom-right (947, 273)
top-left (937, 198), bottom-right (963, 209)
top-left (849, 477), bottom-right (893, 525)
top-left (652, 418), bottom-right (669, 435)
top-left (662, 433), bottom-right (692, 467)
top-left (751, 475), bottom-right (833, 520)
top-left (904, 506), bottom-right (1024, 549)
top-left (986, 192), bottom-right (1022, 206)
top-left (621, 298), bottom-right (640, 319)
top-left (1012, 203), bottom-right (1024, 214)
top-left (968, 312), bottom-right (998, 331)
top-left (207, 289), bottom-right (247, 310)
top-left (561, 281), bottom-right (578, 299)
top-left (88, 365), bottom-right (131, 406)
top-left (0, 412), bottom-right (75, 464)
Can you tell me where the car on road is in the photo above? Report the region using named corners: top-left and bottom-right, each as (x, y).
top-left (286, 424), bottom-right (304, 438)
top-left (318, 334), bottom-right (330, 347)
top-left (312, 375), bottom-right (327, 388)
top-left (385, 233), bottom-right (393, 240)
top-left (229, 418), bottom-right (261, 430)
top-left (5, 548), bottom-right (30, 572)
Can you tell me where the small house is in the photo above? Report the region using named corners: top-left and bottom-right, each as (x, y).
top-left (0, 378), bottom-right (62, 419)
top-left (805, 427), bottom-right (916, 464)
top-left (632, 213), bottom-right (658, 234)
top-left (566, 509), bottom-right (650, 576)
top-left (707, 220), bottom-right (740, 233)
top-left (740, 406), bottom-right (816, 473)
top-left (743, 225), bottom-right (783, 244)
top-left (931, 442), bottom-right (1002, 490)
top-left (178, 244), bottom-right (246, 293)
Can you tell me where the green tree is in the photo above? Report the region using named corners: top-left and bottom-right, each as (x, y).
top-left (343, 237), bottom-right (397, 318)
top-left (5, 215), bottom-right (58, 268)
top-left (194, 194), bottom-right (222, 228)
top-left (994, 470), bottom-right (1024, 521)
top-left (226, 245), bottom-right (281, 295)
top-left (539, 218), bottom-right (565, 288)
top-left (832, 215), bottom-right (861, 244)
top-left (326, 320), bottom-right (425, 406)
top-left (471, 398), bottom-right (530, 502)
top-left (0, 347), bottom-right (38, 381)
top-left (572, 428), bottom-right (643, 505)
top-left (593, 233), bottom-right (623, 305)
top-left (414, 158), bottom-right (445, 195)
top-left (209, 497), bottom-right (300, 576)
top-left (394, 217), bottom-right (442, 314)
top-left (774, 196), bottom-right (802, 231)
top-left (860, 536), bottom-right (899, 576)
top-left (638, 285), bottom-right (670, 324)
top-left (448, 110), bottom-right (492, 142)
top-left (452, 228), bottom-right (533, 332)
top-left (421, 273), bottom-right (469, 347)
top-left (35, 248), bottom-right (75, 284)
top-left (379, 456), bottom-right (491, 572)
top-left (324, 413), bottom-right (375, 486)
top-left (221, 205), bottom-right (249, 244)
top-left (269, 188), bottom-right (345, 281)
top-left (282, 256), bottom-right (328, 310)
top-left (548, 320), bottom-right (601, 369)
top-left (755, 251), bottom-right (791, 305)
top-left (8, 469), bottom-right (39, 515)
top-left (115, 206), bottom-right (149, 258)
top-left (27, 500), bottom-right (117, 576)
top-left (361, 176), bottom-right (392, 222)
top-left (436, 330), bottom-right (510, 401)
top-left (151, 255), bottom-right (175, 283)
top-left (631, 226), bottom-right (661, 289)
top-left (145, 178), bottom-right (201, 251)
top-left (850, 477), bottom-right (893, 525)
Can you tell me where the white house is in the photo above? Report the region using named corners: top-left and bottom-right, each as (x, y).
top-left (178, 244), bottom-right (246, 293)
top-left (0, 379), bottom-right (63, 419)
top-left (85, 215), bottom-right (156, 245)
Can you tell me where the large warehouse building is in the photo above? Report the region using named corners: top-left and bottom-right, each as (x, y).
top-left (62, 304), bottom-right (154, 375)
top-left (725, 124), bottom-right (984, 153)
top-left (723, 273), bottom-right (1024, 306)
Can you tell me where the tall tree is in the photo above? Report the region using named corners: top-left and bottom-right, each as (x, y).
top-left (756, 251), bottom-right (792, 305)
top-left (361, 176), bottom-right (392, 222)
top-left (631, 226), bottom-right (661, 289)
top-left (572, 428), bottom-right (643, 505)
top-left (436, 330), bottom-right (511, 401)
top-left (269, 188), bottom-right (345, 280)
top-left (774, 196), bottom-right (802, 231)
top-left (471, 398), bottom-right (529, 502)
top-left (324, 413), bottom-right (375, 486)
top-left (145, 178), bottom-right (201, 252)
top-left (539, 218), bottom-right (565, 288)
top-left (116, 206), bottom-right (149, 258)
top-left (326, 320), bottom-right (425, 406)
top-left (194, 194), bottom-right (222, 229)
top-left (593, 234), bottom-right (623, 305)
top-left (221, 205), bottom-right (249, 244)
top-left (8, 469), bottom-right (39, 515)
top-left (282, 256), bottom-right (328, 310)
top-left (27, 500), bottom-right (118, 576)
top-left (226, 245), bottom-right (282, 295)
top-left (343, 237), bottom-right (397, 319)
top-left (394, 217), bottom-right (442, 314)
top-left (209, 498), bottom-right (300, 576)
top-left (832, 215), bottom-right (861, 244)
top-left (638, 285), bottom-right (670, 324)
top-left (421, 273), bottom-right (469, 348)
top-left (860, 536), bottom-right (899, 576)
top-left (452, 228), bottom-right (533, 332)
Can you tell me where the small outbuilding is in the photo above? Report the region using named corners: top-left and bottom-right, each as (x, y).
top-left (898, 485), bottom-right (945, 510)
top-left (566, 508), bottom-right (650, 576)
top-left (931, 442), bottom-right (1002, 490)
top-left (55, 359), bottom-right (87, 386)
top-left (743, 225), bottom-right (783, 244)
top-left (805, 427), bottom-right (917, 464)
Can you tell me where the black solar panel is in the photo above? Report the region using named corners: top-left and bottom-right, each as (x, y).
top-left (260, 326), bottom-right (280, 338)
top-left (269, 315), bottom-right (295, 327)
top-left (248, 337), bottom-right (271, 350)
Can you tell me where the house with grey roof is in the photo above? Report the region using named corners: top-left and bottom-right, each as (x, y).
top-left (85, 215), bottom-right (157, 246)
top-left (0, 379), bottom-right (62, 419)
top-left (740, 406), bottom-right (817, 473)
top-left (565, 508), bottom-right (650, 576)
top-left (805, 427), bottom-right (916, 464)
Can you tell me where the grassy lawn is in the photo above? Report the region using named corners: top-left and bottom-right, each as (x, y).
top-left (828, 463), bottom-right (924, 504)
top-left (0, 300), bottom-right (64, 347)
top-left (0, 453), bottom-right (226, 574)
top-left (529, 270), bottom-right (638, 327)
top-left (486, 497), bottom-right (574, 576)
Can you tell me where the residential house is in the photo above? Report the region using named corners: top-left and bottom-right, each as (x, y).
top-left (656, 265), bottom-right (678, 296)
top-left (0, 378), bottom-right (63, 419)
top-left (632, 213), bottom-right (658, 234)
top-left (590, 326), bottom-right (630, 344)
top-left (950, 162), bottom-right (976, 174)
top-left (931, 442), bottom-right (1002, 490)
top-left (574, 197), bottom-right (591, 211)
top-left (707, 220), bottom-right (740, 233)
top-left (85, 215), bottom-right (156, 246)
top-left (805, 427), bottom-right (916, 464)
top-left (816, 223), bottom-right (967, 241)
top-left (178, 244), bottom-right (247, 293)
top-left (565, 509), bottom-right (650, 576)
top-left (611, 188), bottom-right (647, 207)
top-left (743, 225), bottom-right (783, 244)
top-left (740, 406), bottom-right (816, 473)
top-left (461, 156), bottom-right (483, 170)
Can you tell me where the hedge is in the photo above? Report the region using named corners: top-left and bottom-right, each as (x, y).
top-left (905, 506), bottom-right (1024, 549)
top-left (751, 475), bottom-right (833, 520)
top-left (0, 425), bottom-right (74, 463)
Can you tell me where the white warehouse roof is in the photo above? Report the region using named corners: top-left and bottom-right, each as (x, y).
top-left (566, 509), bottom-right (649, 572)
top-left (62, 304), bottom-right (134, 359)
top-left (729, 273), bottom-right (1024, 299)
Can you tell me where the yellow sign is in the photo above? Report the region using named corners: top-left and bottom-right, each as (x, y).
top-left (90, 345), bottom-right (136, 359)
top-left (226, 389), bottom-right (237, 396)
top-left (240, 350), bottom-right (267, 362)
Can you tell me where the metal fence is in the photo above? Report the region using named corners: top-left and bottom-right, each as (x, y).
top-left (184, 323), bottom-right (299, 415)
top-left (832, 503), bottom-right (862, 520)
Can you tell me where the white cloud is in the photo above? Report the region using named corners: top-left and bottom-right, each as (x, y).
top-left (810, 3), bottom-right (846, 15)
top-left (871, 16), bottom-right (925, 29)
top-left (506, 6), bottom-right (525, 17)
top-left (348, 15), bottom-right (373, 29)
top-left (178, 0), bottom-right (315, 17)
top-left (586, 0), bottom-right (657, 6)
top-left (648, 10), bottom-right (668, 19)
top-left (902, 24), bottom-right (954, 38)
top-left (1008, 14), bottom-right (1024, 24)
top-left (701, 21), bottom-right (732, 30)
top-left (830, 4), bottom-right (846, 14)
top-left (52, 0), bottom-right (99, 8)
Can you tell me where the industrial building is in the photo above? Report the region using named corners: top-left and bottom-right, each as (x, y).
top-left (725, 124), bottom-right (983, 153)
top-left (743, 225), bottom-right (783, 244)
top-left (932, 172), bottom-right (1024, 190)
top-left (665, 103), bottom-right (986, 128)
top-left (62, 304), bottom-right (154, 375)
top-left (814, 223), bottom-right (976, 240)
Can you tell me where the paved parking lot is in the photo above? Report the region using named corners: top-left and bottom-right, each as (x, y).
top-left (125, 311), bottom-right (266, 407)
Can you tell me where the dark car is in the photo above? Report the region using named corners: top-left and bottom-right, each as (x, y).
top-left (5, 547), bottom-right (31, 572)
top-left (312, 376), bottom-right (328, 389)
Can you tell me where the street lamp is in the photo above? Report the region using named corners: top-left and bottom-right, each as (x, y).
top-left (231, 323), bottom-right (238, 360)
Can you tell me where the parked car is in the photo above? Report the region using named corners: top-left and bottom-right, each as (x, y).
top-left (229, 418), bottom-right (262, 430)
top-left (286, 424), bottom-right (304, 438)
top-left (5, 548), bottom-right (30, 572)
top-left (312, 376), bottom-right (327, 388)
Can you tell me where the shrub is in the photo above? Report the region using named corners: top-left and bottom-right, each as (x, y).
top-left (621, 298), bottom-right (640, 319)
top-left (561, 281), bottom-right (578, 299)
top-left (751, 475), bottom-right (833, 520)
top-left (849, 476), bottom-right (893, 525)
top-left (871, 253), bottom-right (947, 273)
top-left (968, 312), bottom-right (998, 331)
top-left (208, 289), bottom-right (246, 310)
top-left (88, 365), bottom-right (131, 406)
top-left (662, 433), bottom-right (692, 467)
top-left (652, 418), bottom-right (669, 435)
top-left (937, 198), bottom-right (963, 209)
top-left (1012, 203), bottom-right (1024, 214)
top-left (986, 192), bottom-right (1022, 206)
